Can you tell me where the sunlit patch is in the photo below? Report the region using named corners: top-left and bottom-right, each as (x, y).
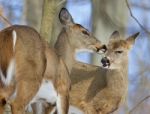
top-left (76, 49), bottom-right (94, 53)
top-left (12, 30), bottom-right (17, 52)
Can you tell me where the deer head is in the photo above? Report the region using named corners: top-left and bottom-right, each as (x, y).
top-left (101, 31), bottom-right (139, 69)
top-left (58, 8), bottom-right (106, 53)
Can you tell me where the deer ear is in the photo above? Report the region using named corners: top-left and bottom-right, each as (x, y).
top-left (126, 32), bottom-right (139, 45)
top-left (110, 31), bottom-right (120, 39)
top-left (109, 31), bottom-right (120, 42)
top-left (59, 8), bottom-right (74, 25)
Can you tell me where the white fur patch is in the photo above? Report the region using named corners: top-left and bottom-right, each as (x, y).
top-left (98, 50), bottom-right (105, 54)
top-left (6, 59), bottom-right (15, 86)
top-left (12, 30), bottom-right (17, 51)
top-left (0, 68), bottom-right (5, 84)
top-left (56, 94), bottom-right (62, 114)
top-left (0, 59), bottom-right (15, 86)
top-left (69, 105), bottom-right (84, 114)
top-left (28, 80), bottom-right (57, 107)
top-left (8, 88), bottom-right (17, 101)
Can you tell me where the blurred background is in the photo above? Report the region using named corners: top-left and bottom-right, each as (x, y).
top-left (0, 0), bottom-right (150, 114)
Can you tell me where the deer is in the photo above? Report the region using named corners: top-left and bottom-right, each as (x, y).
top-left (31, 8), bottom-right (105, 114)
top-left (31, 8), bottom-right (106, 114)
top-left (0, 8), bottom-right (105, 114)
top-left (67, 31), bottom-right (140, 114)
top-left (0, 25), bottom-right (46, 114)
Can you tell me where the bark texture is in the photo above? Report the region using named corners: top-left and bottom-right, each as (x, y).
top-left (40, 0), bottom-right (65, 43)
top-left (24, 0), bottom-right (43, 31)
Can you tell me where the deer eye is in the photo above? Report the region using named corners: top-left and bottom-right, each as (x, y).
top-left (115, 51), bottom-right (123, 54)
top-left (82, 31), bottom-right (89, 36)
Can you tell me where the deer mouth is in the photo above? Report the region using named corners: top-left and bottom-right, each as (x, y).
top-left (96, 45), bottom-right (107, 53)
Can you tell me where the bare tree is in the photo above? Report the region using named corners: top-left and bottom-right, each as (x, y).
top-left (40, 0), bottom-right (66, 43)
top-left (23, 0), bottom-right (43, 31)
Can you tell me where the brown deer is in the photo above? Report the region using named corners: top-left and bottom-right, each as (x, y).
top-left (68, 31), bottom-right (139, 114)
top-left (31, 8), bottom-right (106, 114)
top-left (0, 8), bottom-right (105, 114)
top-left (0, 25), bottom-right (46, 114)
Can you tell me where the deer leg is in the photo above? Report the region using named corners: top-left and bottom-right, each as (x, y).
top-left (32, 102), bottom-right (47, 114)
top-left (31, 102), bottom-right (56, 114)
top-left (56, 94), bottom-right (69, 114)
top-left (11, 48), bottom-right (46, 114)
top-left (11, 79), bottom-right (41, 114)
top-left (45, 105), bottom-right (56, 114)
top-left (80, 101), bottom-right (98, 114)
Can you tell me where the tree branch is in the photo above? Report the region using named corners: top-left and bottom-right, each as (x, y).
top-left (0, 7), bottom-right (12, 26)
top-left (0, 15), bottom-right (12, 26)
top-left (129, 95), bottom-right (150, 114)
top-left (57, 0), bottom-right (66, 7)
top-left (125, 0), bottom-right (150, 34)
top-left (131, 3), bottom-right (150, 11)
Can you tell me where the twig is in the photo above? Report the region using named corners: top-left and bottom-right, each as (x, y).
top-left (129, 95), bottom-right (150, 114)
top-left (57, 0), bottom-right (66, 7)
top-left (131, 3), bottom-right (150, 11)
top-left (0, 14), bottom-right (12, 26)
top-left (125, 0), bottom-right (150, 34)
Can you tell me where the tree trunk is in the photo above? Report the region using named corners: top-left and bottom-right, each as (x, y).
top-left (40, 0), bottom-right (65, 44)
top-left (23, 0), bottom-right (43, 31)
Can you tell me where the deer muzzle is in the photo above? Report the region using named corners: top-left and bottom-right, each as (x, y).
top-left (101, 57), bottom-right (110, 67)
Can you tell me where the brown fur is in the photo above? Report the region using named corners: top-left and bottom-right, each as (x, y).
top-left (0, 25), bottom-right (71, 114)
top-left (35, 8), bottom-right (105, 114)
top-left (0, 28), bottom-right (14, 77)
top-left (43, 45), bottom-right (70, 114)
top-left (69, 31), bottom-right (139, 114)
top-left (0, 25), bottom-right (46, 114)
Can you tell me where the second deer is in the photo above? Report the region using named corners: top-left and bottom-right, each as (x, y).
top-left (31, 8), bottom-right (106, 114)
top-left (69, 31), bottom-right (139, 114)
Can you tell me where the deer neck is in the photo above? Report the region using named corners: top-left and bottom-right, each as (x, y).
top-left (120, 58), bottom-right (129, 75)
top-left (107, 58), bottom-right (128, 89)
top-left (54, 29), bottom-right (75, 74)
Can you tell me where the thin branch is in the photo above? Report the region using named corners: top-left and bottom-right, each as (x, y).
top-left (57, 0), bottom-right (66, 7)
top-left (131, 3), bottom-right (150, 11)
top-left (0, 14), bottom-right (12, 26)
top-left (129, 95), bottom-right (150, 114)
top-left (125, 0), bottom-right (150, 34)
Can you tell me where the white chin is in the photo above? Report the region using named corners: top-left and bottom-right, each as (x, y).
top-left (103, 65), bottom-right (110, 69)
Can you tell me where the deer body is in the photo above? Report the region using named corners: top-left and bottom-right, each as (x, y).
top-left (68, 31), bottom-right (139, 114)
top-left (0, 26), bottom-right (70, 114)
top-left (0, 25), bottom-right (46, 114)
top-left (0, 25), bottom-right (70, 114)
top-left (32, 8), bottom-right (105, 114)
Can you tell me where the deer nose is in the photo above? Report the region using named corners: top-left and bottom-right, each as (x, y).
top-left (101, 57), bottom-right (110, 67)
